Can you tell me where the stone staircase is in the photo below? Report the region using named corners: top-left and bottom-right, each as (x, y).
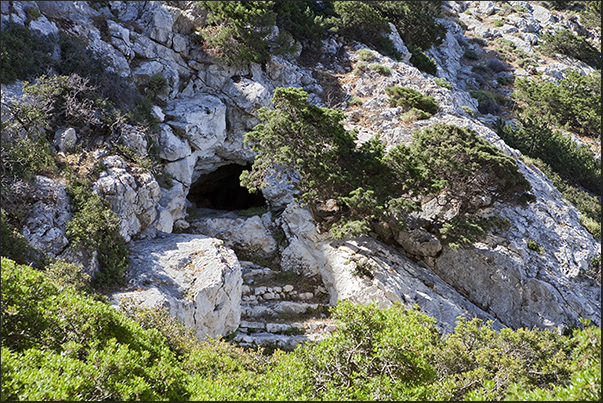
top-left (232, 260), bottom-right (337, 352)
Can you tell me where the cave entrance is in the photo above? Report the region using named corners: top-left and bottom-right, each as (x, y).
top-left (187, 164), bottom-right (266, 211)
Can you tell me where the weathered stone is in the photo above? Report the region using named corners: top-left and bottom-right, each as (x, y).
top-left (110, 234), bottom-right (242, 341)
top-left (157, 123), bottom-right (190, 161)
top-left (190, 212), bottom-right (277, 257)
top-left (21, 176), bottom-right (71, 257)
top-left (93, 156), bottom-right (162, 242)
top-left (29, 15), bottom-right (59, 36)
top-left (54, 127), bottom-right (78, 152)
top-left (396, 229), bottom-right (442, 257)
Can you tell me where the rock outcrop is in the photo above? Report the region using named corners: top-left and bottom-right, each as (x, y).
top-left (110, 233), bottom-right (242, 341)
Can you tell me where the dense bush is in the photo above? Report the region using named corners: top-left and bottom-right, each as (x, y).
top-left (330, 1), bottom-right (446, 60)
top-left (409, 123), bottom-right (531, 216)
top-left (243, 87), bottom-right (528, 239)
top-left (385, 85), bottom-right (440, 114)
top-left (369, 1), bottom-right (446, 51)
top-left (0, 258), bottom-right (188, 401)
top-left (539, 29), bottom-right (601, 68)
top-left (332, 1), bottom-right (393, 55)
top-left (497, 114), bottom-right (601, 195)
top-left (513, 70), bottom-right (601, 138)
top-left (2, 258), bottom-right (600, 401)
top-left (198, 1), bottom-right (298, 67)
top-left (0, 22), bottom-right (54, 84)
top-left (469, 89), bottom-right (508, 115)
top-left (433, 76), bottom-right (453, 90)
top-left (407, 43), bottom-right (438, 74)
top-left (65, 176), bottom-right (129, 289)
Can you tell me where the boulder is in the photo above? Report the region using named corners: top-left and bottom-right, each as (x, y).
top-left (54, 127), bottom-right (78, 153)
top-left (190, 212), bottom-right (278, 257)
top-left (110, 233), bottom-right (243, 341)
top-left (396, 228), bottom-right (442, 257)
top-left (164, 95), bottom-right (227, 155)
top-left (157, 123), bottom-right (191, 161)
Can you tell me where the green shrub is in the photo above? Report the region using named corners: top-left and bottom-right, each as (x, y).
top-left (492, 19), bottom-right (504, 27)
top-left (461, 105), bottom-right (475, 117)
top-left (385, 85), bottom-right (440, 114)
top-left (244, 88), bottom-right (528, 240)
top-left (352, 60), bottom-right (370, 75)
top-left (463, 49), bottom-right (479, 60)
top-left (439, 215), bottom-right (511, 247)
top-left (433, 76), bottom-right (453, 90)
top-left (24, 6), bottom-right (42, 20)
top-left (527, 238), bottom-right (543, 252)
top-left (410, 123), bottom-right (531, 216)
top-left (497, 113), bottom-right (601, 194)
top-left (496, 74), bottom-right (514, 85)
top-left (331, 1), bottom-right (446, 60)
top-left (0, 258), bottom-right (188, 401)
top-left (0, 22), bottom-right (54, 84)
top-left (272, 1), bottom-right (328, 45)
top-left (539, 29), bottom-right (601, 68)
top-left (370, 63), bottom-right (391, 75)
top-left (65, 177), bottom-right (129, 289)
top-left (370, 1), bottom-right (446, 51)
top-left (0, 136), bottom-right (56, 183)
top-left (199, 1), bottom-right (298, 67)
top-left (145, 73), bottom-right (169, 100)
top-left (400, 107), bottom-right (432, 122)
top-left (428, 317), bottom-right (584, 401)
top-left (469, 89), bottom-right (508, 114)
top-left (513, 70), bottom-right (601, 138)
top-left (1, 258), bottom-right (599, 401)
top-left (292, 300), bottom-right (440, 400)
top-left (408, 43), bottom-right (438, 75)
top-left (357, 48), bottom-right (377, 61)
top-left (347, 95), bottom-right (363, 106)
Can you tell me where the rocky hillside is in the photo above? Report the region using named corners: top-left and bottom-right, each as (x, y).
top-left (1, 1), bottom-right (600, 351)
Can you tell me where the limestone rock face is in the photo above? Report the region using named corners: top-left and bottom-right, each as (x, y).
top-left (110, 233), bottom-right (242, 341)
top-left (92, 155), bottom-right (162, 242)
top-left (20, 176), bottom-right (71, 257)
top-left (277, 203), bottom-right (500, 334)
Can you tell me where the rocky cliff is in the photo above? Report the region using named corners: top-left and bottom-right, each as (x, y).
top-left (1, 1), bottom-right (600, 345)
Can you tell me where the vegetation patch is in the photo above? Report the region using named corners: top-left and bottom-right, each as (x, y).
top-left (242, 87), bottom-right (528, 241)
top-left (440, 215), bottom-right (511, 249)
top-left (1, 259), bottom-right (600, 400)
top-left (512, 70), bottom-right (601, 139)
top-left (386, 85), bottom-right (440, 114)
top-left (496, 113), bottom-right (600, 195)
top-left (539, 29), bottom-right (601, 68)
top-left (433, 77), bottom-right (453, 90)
top-left (469, 89), bottom-right (508, 114)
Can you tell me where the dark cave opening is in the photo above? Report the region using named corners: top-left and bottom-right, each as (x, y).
top-left (187, 164), bottom-right (266, 211)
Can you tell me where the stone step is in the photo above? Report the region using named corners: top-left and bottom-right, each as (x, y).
top-left (233, 319), bottom-right (337, 351)
top-left (238, 319), bottom-right (336, 334)
top-left (241, 284), bottom-right (318, 303)
top-left (241, 301), bottom-right (324, 320)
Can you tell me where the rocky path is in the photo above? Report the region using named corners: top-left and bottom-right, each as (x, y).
top-left (233, 260), bottom-right (336, 352)
top-left (186, 208), bottom-right (337, 352)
